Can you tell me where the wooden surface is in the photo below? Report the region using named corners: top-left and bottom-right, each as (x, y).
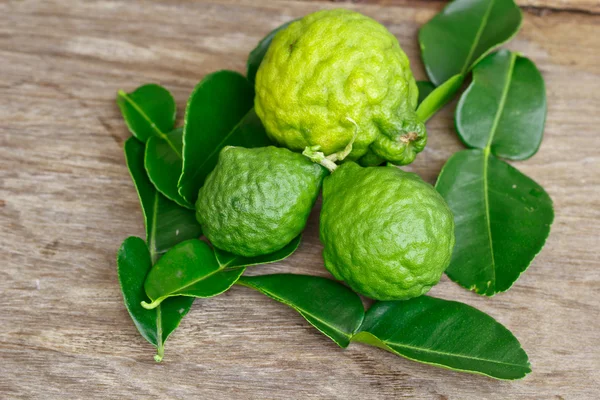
top-left (1, 0), bottom-right (599, 398)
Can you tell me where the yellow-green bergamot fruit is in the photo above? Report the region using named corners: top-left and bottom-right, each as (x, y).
top-left (320, 162), bottom-right (455, 300)
top-left (255, 9), bottom-right (426, 167)
top-left (196, 146), bottom-right (326, 257)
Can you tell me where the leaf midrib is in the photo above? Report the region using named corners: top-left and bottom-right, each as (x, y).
top-left (243, 283), bottom-right (352, 340)
top-left (215, 252), bottom-right (239, 269)
top-left (482, 149), bottom-right (495, 290)
top-left (155, 303), bottom-right (164, 353)
top-left (166, 265), bottom-right (225, 296)
top-left (382, 337), bottom-right (528, 370)
top-left (148, 192), bottom-right (159, 264)
top-left (461, 0), bottom-right (496, 75)
top-left (118, 90), bottom-right (181, 158)
top-left (146, 193), bottom-right (164, 352)
top-left (180, 107), bottom-right (254, 191)
top-left (485, 53), bottom-right (517, 149)
top-left (147, 190), bottom-right (165, 352)
top-left (481, 53), bottom-right (517, 291)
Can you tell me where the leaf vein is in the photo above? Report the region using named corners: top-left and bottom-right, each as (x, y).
top-left (461, 0), bottom-right (495, 75)
top-left (385, 340), bottom-right (528, 369)
top-left (180, 107), bottom-right (253, 189)
top-left (245, 284), bottom-right (351, 340)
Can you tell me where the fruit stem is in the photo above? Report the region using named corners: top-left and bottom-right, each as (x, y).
top-left (141, 299), bottom-right (162, 310)
top-left (302, 118), bottom-right (358, 173)
top-left (303, 146), bottom-right (338, 172)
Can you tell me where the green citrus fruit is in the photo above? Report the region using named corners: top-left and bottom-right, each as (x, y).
top-left (320, 162), bottom-right (455, 300)
top-left (255, 9), bottom-right (426, 166)
top-left (196, 146), bottom-right (326, 257)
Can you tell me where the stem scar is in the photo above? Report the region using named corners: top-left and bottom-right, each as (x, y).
top-left (400, 132), bottom-right (418, 143)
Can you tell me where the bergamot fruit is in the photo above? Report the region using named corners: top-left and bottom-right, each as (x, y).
top-left (196, 146), bottom-right (326, 257)
top-left (254, 9), bottom-right (426, 167)
top-left (320, 162), bottom-right (455, 300)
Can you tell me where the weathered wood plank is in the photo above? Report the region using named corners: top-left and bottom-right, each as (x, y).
top-left (1, 0), bottom-right (599, 398)
top-left (301, 0), bottom-right (600, 14)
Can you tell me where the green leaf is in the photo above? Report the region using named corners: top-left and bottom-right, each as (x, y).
top-left (246, 20), bottom-right (295, 85)
top-left (456, 50), bottom-right (547, 160)
top-left (416, 74), bottom-right (464, 122)
top-left (117, 236), bottom-right (194, 362)
top-left (353, 296), bottom-right (531, 380)
top-left (237, 274), bottom-right (365, 348)
top-left (416, 81), bottom-right (435, 106)
top-left (124, 137), bottom-right (201, 259)
top-left (116, 84), bottom-right (176, 143)
top-left (214, 235), bottom-right (302, 269)
top-left (141, 239), bottom-right (243, 309)
top-left (435, 149), bottom-right (554, 295)
top-left (419, 0), bottom-right (522, 86)
top-left (178, 71), bottom-right (272, 204)
top-left (145, 128), bottom-right (193, 208)
top-left (139, 233), bottom-right (302, 310)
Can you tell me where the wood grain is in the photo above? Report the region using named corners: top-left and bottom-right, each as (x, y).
top-left (1, 0), bottom-right (599, 398)
top-left (309, 0), bottom-right (600, 14)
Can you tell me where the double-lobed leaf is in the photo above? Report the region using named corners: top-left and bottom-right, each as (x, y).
top-left (436, 149), bottom-right (554, 295)
top-left (419, 0), bottom-right (522, 86)
top-left (246, 20), bottom-right (296, 85)
top-left (141, 237), bottom-right (303, 309)
top-left (178, 71), bottom-right (272, 204)
top-left (239, 274), bottom-right (531, 379)
top-left (238, 274), bottom-right (365, 348)
top-left (418, 1), bottom-right (551, 295)
top-left (117, 236), bottom-right (194, 362)
top-left (141, 239), bottom-right (245, 309)
top-left (456, 50), bottom-right (547, 160)
top-left (122, 137), bottom-right (201, 361)
top-left (124, 137), bottom-right (202, 259)
top-left (118, 84), bottom-right (191, 207)
top-left (353, 296), bottom-right (531, 380)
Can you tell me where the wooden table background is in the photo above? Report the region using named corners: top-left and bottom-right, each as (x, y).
top-left (1, 0), bottom-right (599, 398)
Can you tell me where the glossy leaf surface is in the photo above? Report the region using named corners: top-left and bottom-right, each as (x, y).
top-left (142, 239), bottom-right (237, 308)
top-left (436, 149), bottom-right (554, 295)
top-left (353, 296), bottom-right (531, 380)
top-left (178, 71), bottom-right (271, 204)
top-left (124, 137), bottom-right (201, 259)
top-left (214, 235), bottom-right (302, 269)
top-left (416, 74), bottom-right (464, 122)
top-left (117, 236), bottom-right (194, 361)
top-left (419, 0), bottom-right (522, 86)
top-left (116, 84), bottom-right (176, 143)
top-left (145, 128), bottom-right (192, 208)
top-left (238, 274), bottom-right (365, 348)
top-left (456, 50), bottom-right (547, 160)
top-left (246, 20), bottom-right (295, 85)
